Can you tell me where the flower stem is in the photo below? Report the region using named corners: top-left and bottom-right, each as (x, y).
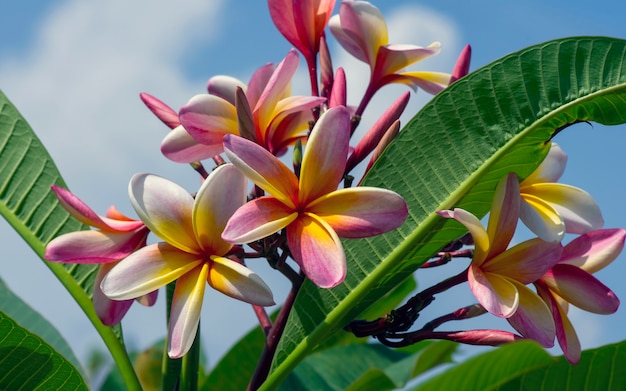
top-left (180, 325), bottom-right (201, 391)
top-left (247, 275), bottom-right (303, 391)
top-left (162, 283), bottom-right (182, 390)
top-left (44, 262), bottom-right (142, 390)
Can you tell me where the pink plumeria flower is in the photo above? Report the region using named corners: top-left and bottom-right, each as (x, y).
top-left (139, 92), bottom-right (218, 163)
top-left (437, 173), bottom-right (563, 346)
top-left (179, 50), bottom-right (325, 157)
top-left (222, 106), bottom-right (408, 288)
top-left (101, 164), bottom-right (274, 358)
top-left (329, 0), bottom-right (450, 95)
top-left (268, 0), bottom-right (336, 69)
top-left (44, 186), bottom-right (155, 325)
top-left (535, 228), bottom-right (624, 363)
top-left (520, 142), bottom-right (604, 242)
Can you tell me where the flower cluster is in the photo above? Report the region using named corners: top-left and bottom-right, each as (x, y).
top-left (43, 0), bottom-right (620, 368)
top-left (438, 142), bottom-right (623, 363)
top-left (45, 0), bottom-right (462, 359)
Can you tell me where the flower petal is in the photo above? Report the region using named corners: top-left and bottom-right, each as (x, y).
top-left (161, 125), bottom-right (220, 163)
top-left (179, 94), bottom-right (239, 147)
top-left (223, 134), bottom-right (298, 207)
top-left (536, 282), bottom-right (581, 364)
top-left (222, 197), bottom-right (298, 244)
top-left (520, 193), bottom-right (565, 242)
top-left (525, 183), bottom-right (604, 234)
top-left (254, 50), bottom-right (299, 137)
top-left (506, 281), bottom-right (556, 347)
top-left (101, 243), bottom-right (202, 300)
top-left (307, 187), bottom-right (407, 238)
top-left (299, 106), bottom-right (351, 204)
top-left (561, 228), bottom-right (626, 273)
top-left (384, 71), bottom-right (450, 94)
top-left (168, 263), bottom-right (208, 359)
top-left (522, 142), bottom-right (567, 184)
top-left (288, 213), bottom-right (346, 288)
top-left (486, 173), bottom-right (520, 259)
top-left (92, 263), bottom-right (133, 326)
top-left (193, 164), bottom-right (245, 254)
top-left (468, 266), bottom-right (518, 317)
top-left (485, 238), bottom-right (563, 284)
top-left (332, 0), bottom-right (388, 65)
top-left (541, 264), bottom-right (619, 314)
top-left (207, 75), bottom-right (247, 105)
top-left (208, 256), bottom-right (274, 306)
top-left (129, 173), bottom-right (199, 253)
top-left (437, 209), bottom-right (489, 265)
top-left (45, 228), bottom-right (148, 264)
top-left (51, 186), bottom-right (142, 231)
top-left (375, 42), bottom-right (441, 77)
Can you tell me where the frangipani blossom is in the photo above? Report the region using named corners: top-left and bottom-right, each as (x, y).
top-left (222, 106), bottom-right (408, 288)
top-left (329, 0), bottom-right (450, 95)
top-left (535, 228), bottom-right (625, 363)
top-left (437, 173), bottom-right (563, 346)
top-left (268, 0), bottom-right (336, 67)
top-left (101, 165), bottom-right (274, 358)
top-left (179, 50), bottom-right (325, 157)
top-left (45, 186), bottom-right (155, 325)
top-left (139, 92), bottom-right (218, 163)
top-left (520, 142), bottom-right (604, 242)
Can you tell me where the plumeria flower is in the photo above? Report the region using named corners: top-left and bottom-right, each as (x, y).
top-left (268, 0), bottom-right (336, 69)
top-left (329, 0), bottom-right (450, 97)
top-left (437, 173), bottom-right (563, 346)
top-left (101, 164), bottom-right (274, 358)
top-left (520, 142), bottom-right (604, 242)
top-left (222, 106), bottom-right (408, 288)
top-left (139, 92), bottom-right (218, 163)
top-left (535, 228), bottom-right (625, 363)
top-left (44, 186), bottom-right (155, 325)
top-left (179, 49), bottom-right (325, 157)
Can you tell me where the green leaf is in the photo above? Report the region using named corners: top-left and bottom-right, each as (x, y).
top-left (278, 340), bottom-right (456, 391)
top-left (0, 277), bottom-right (84, 377)
top-left (413, 340), bottom-right (626, 391)
top-left (0, 311), bottom-right (88, 390)
top-left (0, 90), bottom-right (141, 390)
top-left (495, 340), bottom-right (626, 391)
top-left (0, 90), bottom-right (96, 294)
top-left (263, 36), bottom-right (626, 389)
top-left (412, 341), bottom-right (555, 391)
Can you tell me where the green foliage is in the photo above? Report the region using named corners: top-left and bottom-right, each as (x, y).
top-left (279, 341), bottom-right (457, 391)
top-left (0, 280), bottom-right (88, 390)
top-left (414, 340), bottom-right (626, 391)
top-left (263, 36), bottom-right (626, 389)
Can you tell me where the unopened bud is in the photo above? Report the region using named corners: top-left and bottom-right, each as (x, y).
top-left (329, 67), bottom-right (346, 108)
top-left (293, 139), bottom-right (303, 178)
top-left (450, 44), bottom-right (472, 84)
top-left (235, 87), bottom-right (256, 142)
top-left (139, 93), bottom-right (180, 129)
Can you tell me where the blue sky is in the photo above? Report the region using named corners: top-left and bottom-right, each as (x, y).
top-left (1, 0), bottom-right (626, 377)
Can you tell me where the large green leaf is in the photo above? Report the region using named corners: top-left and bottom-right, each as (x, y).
top-left (0, 277), bottom-right (84, 376)
top-left (0, 311), bottom-right (88, 390)
top-left (0, 90), bottom-right (96, 292)
top-left (0, 90), bottom-right (141, 390)
top-left (263, 36), bottom-right (626, 389)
